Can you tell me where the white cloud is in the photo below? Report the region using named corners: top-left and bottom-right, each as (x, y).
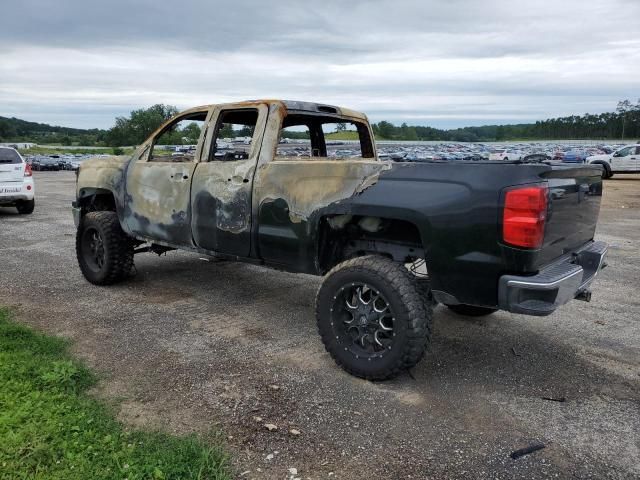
top-left (1, 0), bottom-right (638, 128)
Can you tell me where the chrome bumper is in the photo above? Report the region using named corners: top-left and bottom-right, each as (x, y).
top-left (498, 241), bottom-right (608, 316)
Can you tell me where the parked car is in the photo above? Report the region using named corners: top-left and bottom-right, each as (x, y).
top-left (0, 147), bottom-right (35, 214)
top-left (522, 153), bottom-right (552, 163)
top-left (72, 99), bottom-right (608, 380)
top-left (62, 159), bottom-right (83, 171)
top-left (32, 156), bottom-right (62, 171)
top-left (488, 148), bottom-right (522, 161)
top-left (586, 144), bottom-right (640, 179)
top-left (562, 149), bottom-right (588, 164)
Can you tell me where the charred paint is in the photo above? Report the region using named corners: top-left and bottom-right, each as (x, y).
top-left (123, 161), bottom-right (196, 246)
top-left (76, 155), bottom-right (128, 199)
top-left (77, 99), bottom-right (387, 265)
top-left (254, 159), bottom-right (390, 223)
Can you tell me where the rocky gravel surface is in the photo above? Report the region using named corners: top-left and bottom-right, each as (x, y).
top-left (1, 171), bottom-right (638, 479)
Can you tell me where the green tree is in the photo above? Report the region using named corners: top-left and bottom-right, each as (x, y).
top-left (400, 122), bottom-right (418, 141)
top-left (617, 100), bottom-right (633, 140)
top-left (375, 121), bottom-right (396, 140)
top-left (106, 104), bottom-right (179, 147)
top-left (218, 123), bottom-right (235, 139)
top-left (181, 122), bottom-right (202, 143)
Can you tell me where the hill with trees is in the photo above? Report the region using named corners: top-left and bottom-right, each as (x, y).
top-left (1, 99), bottom-right (638, 146)
top-left (0, 116), bottom-right (106, 145)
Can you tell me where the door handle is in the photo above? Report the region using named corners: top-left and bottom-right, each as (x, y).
top-left (227, 177), bottom-right (249, 183)
top-left (169, 174), bottom-right (189, 180)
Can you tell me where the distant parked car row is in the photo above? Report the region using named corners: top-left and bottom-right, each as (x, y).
top-left (27, 155), bottom-right (85, 171)
top-left (15, 142), bottom-right (640, 181)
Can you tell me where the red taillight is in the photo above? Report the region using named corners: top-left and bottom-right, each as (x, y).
top-left (503, 186), bottom-right (548, 248)
top-left (24, 164), bottom-right (32, 177)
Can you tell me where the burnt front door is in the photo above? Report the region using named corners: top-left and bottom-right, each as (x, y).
top-left (125, 111), bottom-right (209, 246)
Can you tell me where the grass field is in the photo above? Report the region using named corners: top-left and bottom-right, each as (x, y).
top-left (0, 308), bottom-right (230, 480)
top-left (324, 131), bottom-right (360, 140)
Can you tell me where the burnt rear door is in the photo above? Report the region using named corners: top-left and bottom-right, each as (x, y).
top-left (190, 105), bottom-right (268, 255)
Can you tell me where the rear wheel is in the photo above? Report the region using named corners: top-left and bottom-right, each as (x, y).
top-left (316, 255), bottom-right (432, 380)
top-left (447, 304), bottom-right (497, 317)
top-left (76, 211), bottom-right (134, 285)
top-left (16, 199), bottom-right (34, 214)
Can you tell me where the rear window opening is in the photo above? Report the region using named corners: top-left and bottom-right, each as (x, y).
top-left (277, 114), bottom-right (374, 159)
top-left (0, 148), bottom-right (23, 164)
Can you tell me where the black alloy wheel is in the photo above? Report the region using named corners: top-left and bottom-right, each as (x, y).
top-left (331, 282), bottom-right (396, 359)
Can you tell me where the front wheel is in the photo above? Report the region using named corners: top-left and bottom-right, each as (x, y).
top-left (76, 211), bottom-right (134, 285)
top-left (316, 256), bottom-right (433, 380)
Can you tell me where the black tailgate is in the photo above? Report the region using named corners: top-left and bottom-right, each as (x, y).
top-left (538, 165), bottom-right (602, 265)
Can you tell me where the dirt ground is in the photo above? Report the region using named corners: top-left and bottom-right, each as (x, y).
top-left (1, 172), bottom-right (638, 479)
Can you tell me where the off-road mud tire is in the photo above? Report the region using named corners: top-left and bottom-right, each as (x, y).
top-left (76, 211), bottom-right (134, 285)
top-left (316, 255), bottom-right (432, 380)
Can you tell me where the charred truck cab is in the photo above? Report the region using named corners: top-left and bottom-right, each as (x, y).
top-left (72, 100), bottom-right (608, 380)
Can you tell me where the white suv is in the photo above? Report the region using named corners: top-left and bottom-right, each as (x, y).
top-left (0, 147), bottom-right (35, 214)
top-left (586, 145), bottom-right (640, 179)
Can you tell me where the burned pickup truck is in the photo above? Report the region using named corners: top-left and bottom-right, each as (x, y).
top-left (72, 100), bottom-right (607, 380)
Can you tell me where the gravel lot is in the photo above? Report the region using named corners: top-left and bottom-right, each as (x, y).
top-left (1, 171), bottom-right (639, 479)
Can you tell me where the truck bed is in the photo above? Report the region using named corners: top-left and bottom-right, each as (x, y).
top-left (353, 160), bottom-right (603, 308)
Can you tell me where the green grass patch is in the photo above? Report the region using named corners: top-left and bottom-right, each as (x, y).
top-left (0, 308), bottom-right (230, 480)
top-left (324, 131), bottom-right (360, 140)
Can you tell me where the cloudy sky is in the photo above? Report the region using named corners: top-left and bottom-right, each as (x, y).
top-left (1, 0), bottom-right (639, 129)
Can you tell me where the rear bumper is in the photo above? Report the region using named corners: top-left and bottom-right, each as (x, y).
top-left (498, 240), bottom-right (608, 316)
top-left (0, 180), bottom-right (34, 204)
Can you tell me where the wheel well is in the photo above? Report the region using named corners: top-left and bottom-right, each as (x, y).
top-left (317, 214), bottom-right (426, 274)
top-left (589, 160), bottom-right (611, 176)
top-left (77, 188), bottom-right (117, 213)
